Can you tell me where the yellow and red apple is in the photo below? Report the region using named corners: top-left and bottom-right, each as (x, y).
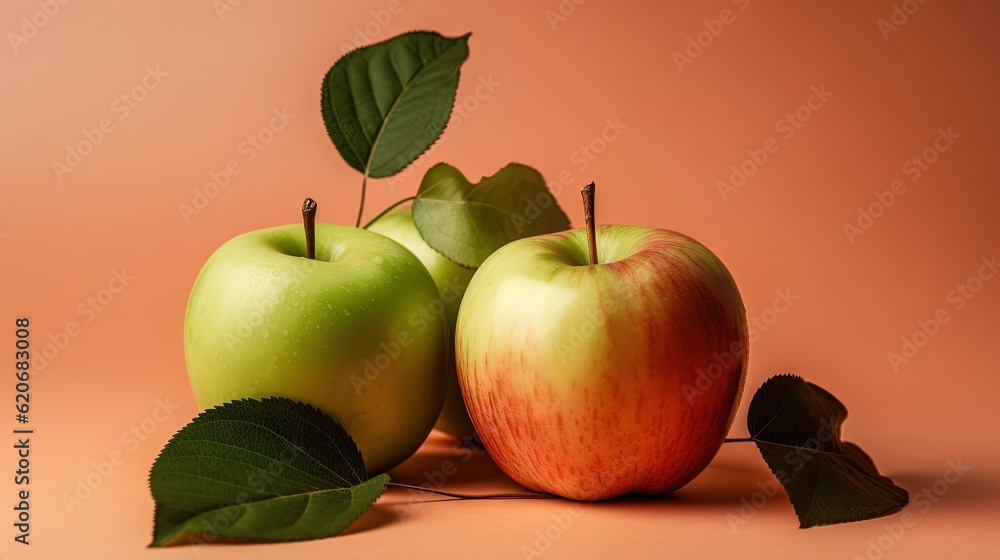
top-left (455, 216), bottom-right (748, 500)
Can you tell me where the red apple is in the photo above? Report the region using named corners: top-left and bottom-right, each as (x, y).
top-left (454, 185), bottom-right (748, 500)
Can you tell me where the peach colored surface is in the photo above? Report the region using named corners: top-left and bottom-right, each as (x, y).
top-left (2, 1), bottom-right (999, 558)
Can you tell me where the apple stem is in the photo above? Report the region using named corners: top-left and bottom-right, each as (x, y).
top-left (723, 437), bottom-right (753, 444)
top-left (386, 482), bottom-right (555, 501)
top-left (581, 182), bottom-right (599, 265)
top-left (302, 197), bottom-right (317, 260)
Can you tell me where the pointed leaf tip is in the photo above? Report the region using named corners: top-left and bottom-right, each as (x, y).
top-left (321, 30), bottom-right (470, 178)
top-left (746, 375), bottom-right (908, 528)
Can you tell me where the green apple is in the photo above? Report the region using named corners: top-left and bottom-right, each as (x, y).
top-left (184, 213), bottom-right (448, 474)
top-left (367, 202), bottom-right (478, 442)
top-left (455, 187), bottom-right (748, 499)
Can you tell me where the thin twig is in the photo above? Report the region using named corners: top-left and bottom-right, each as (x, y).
top-left (387, 482), bottom-right (555, 500)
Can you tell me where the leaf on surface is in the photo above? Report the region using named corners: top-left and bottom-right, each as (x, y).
top-left (747, 374), bottom-right (909, 528)
top-left (149, 397), bottom-right (388, 546)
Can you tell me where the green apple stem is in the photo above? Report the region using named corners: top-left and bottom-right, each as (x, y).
top-left (581, 182), bottom-right (598, 265)
top-left (386, 482), bottom-right (555, 500)
top-left (302, 197), bottom-right (317, 260)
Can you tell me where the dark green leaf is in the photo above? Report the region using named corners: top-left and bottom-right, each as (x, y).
top-left (747, 374), bottom-right (908, 528)
top-left (149, 398), bottom-right (388, 546)
top-left (321, 31), bottom-right (470, 178)
top-left (411, 162), bottom-right (571, 267)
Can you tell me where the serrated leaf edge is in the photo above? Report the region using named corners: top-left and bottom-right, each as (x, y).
top-left (320, 31), bottom-right (471, 179)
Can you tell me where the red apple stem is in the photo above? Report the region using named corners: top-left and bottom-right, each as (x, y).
top-left (386, 482), bottom-right (555, 501)
top-left (581, 182), bottom-right (599, 265)
top-left (302, 197), bottom-right (317, 260)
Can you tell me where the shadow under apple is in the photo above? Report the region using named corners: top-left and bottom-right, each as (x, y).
top-left (381, 432), bottom-right (782, 511)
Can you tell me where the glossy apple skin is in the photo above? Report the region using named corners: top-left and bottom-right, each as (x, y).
top-left (368, 203), bottom-right (479, 442)
top-left (184, 223), bottom-right (447, 475)
top-left (455, 225), bottom-right (748, 500)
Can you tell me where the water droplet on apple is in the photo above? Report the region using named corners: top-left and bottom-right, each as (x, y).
top-left (300, 290), bottom-right (308, 297)
top-left (373, 256), bottom-right (384, 265)
top-left (282, 330), bottom-right (288, 336)
top-left (261, 329), bottom-right (269, 339)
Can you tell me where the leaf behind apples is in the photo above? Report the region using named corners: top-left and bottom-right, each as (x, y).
top-left (148, 397), bottom-right (388, 546)
top-left (746, 374), bottom-right (908, 528)
top-left (411, 162), bottom-right (571, 267)
top-left (320, 31), bottom-right (470, 178)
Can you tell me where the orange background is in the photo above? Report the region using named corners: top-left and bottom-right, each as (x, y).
top-left (2, 1), bottom-right (998, 558)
